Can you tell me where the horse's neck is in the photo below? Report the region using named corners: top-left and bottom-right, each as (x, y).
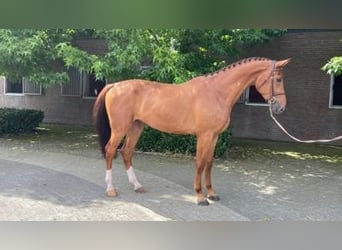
top-left (210, 63), bottom-right (267, 107)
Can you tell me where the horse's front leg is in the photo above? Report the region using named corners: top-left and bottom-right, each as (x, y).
top-left (205, 160), bottom-right (220, 201)
top-left (194, 133), bottom-right (218, 205)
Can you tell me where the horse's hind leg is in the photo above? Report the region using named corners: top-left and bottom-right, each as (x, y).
top-left (105, 131), bottom-right (125, 197)
top-left (120, 120), bottom-right (145, 193)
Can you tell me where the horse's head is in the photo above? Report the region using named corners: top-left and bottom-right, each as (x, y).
top-left (255, 58), bottom-right (291, 114)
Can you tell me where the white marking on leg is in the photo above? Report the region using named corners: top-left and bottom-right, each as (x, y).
top-left (105, 169), bottom-right (114, 191)
top-left (126, 166), bottom-right (143, 190)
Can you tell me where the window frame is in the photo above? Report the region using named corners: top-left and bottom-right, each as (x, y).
top-left (244, 86), bottom-right (268, 106)
top-left (23, 78), bottom-right (42, 95)
top-left (60, 68), bottom-right (82, 97)
top-left (4, 77), bottom-right (24, 96)
top-left (329, 74), bottom-right (342, 109)
top-left (82, 71), bottom-right (106, 99)
top-left (4, 76), bottom-right (43, 96)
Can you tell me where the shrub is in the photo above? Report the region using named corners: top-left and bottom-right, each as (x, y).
top-left (0, 108), bottom-right (44, 135)
top-left (136, 126), bottom-right (232, 158)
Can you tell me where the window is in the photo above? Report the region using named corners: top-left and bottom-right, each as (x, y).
top-left (245, 86), bottom-right (267, 105)
top-left (330, 74), bottom-right (342, 108)
top-left (5, 78), bottom-right (23, 94)
top-left (61, 68), bottom-right (82, 96)
top-left (61, 69), bottom-right (106, 98)
top-left (4, 77), bottom-right (42, 95)
top-left (23, 78), bottom-right (42, 95)
top-left (82, 72), bottom-right (106, 98)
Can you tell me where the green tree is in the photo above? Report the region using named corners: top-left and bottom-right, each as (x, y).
top-left (0, 29), bottom-right (72, 84)
top-left (322, 56), bottom-right (342, 76)
top-left (0, 29), bottom-right (286, 85)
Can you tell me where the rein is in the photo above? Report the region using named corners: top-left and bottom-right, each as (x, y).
top-left (265, 61), bottom-right (342, 143)
top-left (268, 104), bottom-right (342, 143)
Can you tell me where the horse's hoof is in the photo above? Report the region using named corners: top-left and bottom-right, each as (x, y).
top-left (208, 195), bottom-right (220, 201)
top-left (134, 187), bottom-right (146, 193)
top-left (197, 199), bottom-right (210, 206)
top-left (106, 189), bottom-right (118, 197)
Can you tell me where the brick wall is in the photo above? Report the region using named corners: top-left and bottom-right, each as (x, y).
top-left (231, 31), bottom-right (342, 144)
top-left (73, 39), bottom-right (108, 56)
top-left (0, 80), bottom-right (95, 125)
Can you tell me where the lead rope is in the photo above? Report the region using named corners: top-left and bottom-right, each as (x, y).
top-left (268, 105), bottom-right (342, 143)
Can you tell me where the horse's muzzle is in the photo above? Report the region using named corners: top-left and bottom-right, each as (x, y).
top-left (270, 102), bottom-right (285, 114)
top-left (268, 97), bottom-right (285, 115)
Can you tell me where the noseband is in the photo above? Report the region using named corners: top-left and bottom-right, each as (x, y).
top-left (259, 61), bottom-right (285, 104)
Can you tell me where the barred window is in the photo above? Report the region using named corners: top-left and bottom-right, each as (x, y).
top-left (5, 77), bottom-right (23, 94)
top-left (4, 77), bottom-right (42, 95)
top-left (61, 68), bottom-right (82, 96)
top-left (23, 78), bottom-right (42, 95)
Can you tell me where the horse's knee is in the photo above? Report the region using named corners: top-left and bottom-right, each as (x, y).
top-left (120, 145), bottom-right (131, 158)
top-left (105, 146), bottom-right (117, 160)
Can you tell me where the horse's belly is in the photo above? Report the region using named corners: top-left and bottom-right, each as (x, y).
top-left (136, 110), bottom-right (195, 135)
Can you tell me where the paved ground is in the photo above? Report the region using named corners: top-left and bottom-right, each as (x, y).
top-left (0, 145), bottom-right (247, 221)
top-left (1, 141), bottom-right (342, 221)
top-left (131, 149), bottom-right (342, 221)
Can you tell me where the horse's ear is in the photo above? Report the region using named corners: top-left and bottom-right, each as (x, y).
top-left (276, 58), bottom-right (291, 68)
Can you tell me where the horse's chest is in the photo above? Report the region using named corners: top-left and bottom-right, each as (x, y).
top-left (199, 108), bottom-right (230, 133)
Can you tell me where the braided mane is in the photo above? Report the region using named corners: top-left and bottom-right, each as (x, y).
top-left (208, 57), bottom-right (271, 76)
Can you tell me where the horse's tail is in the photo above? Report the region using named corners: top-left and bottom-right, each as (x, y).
top-left (93, 84), bottom-right (114, 158)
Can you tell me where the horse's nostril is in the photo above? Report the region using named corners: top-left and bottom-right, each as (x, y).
top-left (279, 107), bottom-right (285, 113)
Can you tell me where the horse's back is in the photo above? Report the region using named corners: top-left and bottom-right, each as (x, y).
top-left (106, 79), bottom-right (193, 104)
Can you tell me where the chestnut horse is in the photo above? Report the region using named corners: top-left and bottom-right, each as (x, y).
top-left (93, 57), bottom-right (290, 205)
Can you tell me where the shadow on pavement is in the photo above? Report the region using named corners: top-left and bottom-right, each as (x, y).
top-left (0, 159), bottom-right (107, 207)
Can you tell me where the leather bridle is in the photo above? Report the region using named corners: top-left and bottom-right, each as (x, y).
top-left (259, 60), bottom-right (286, 104)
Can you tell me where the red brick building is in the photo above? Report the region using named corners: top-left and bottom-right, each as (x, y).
top-left (1, 30), bottom-right (341, 144)
top-left (231, 30), bottom-right (342, 144)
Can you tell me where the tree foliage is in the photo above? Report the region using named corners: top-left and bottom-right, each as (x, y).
top-left (322, 56), bottom-right (342, 76)
top-left (0, 29), bottom-right (286, 85)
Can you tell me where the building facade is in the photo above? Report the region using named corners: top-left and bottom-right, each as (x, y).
top-left (231, 30), bottom-right (342, 144)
